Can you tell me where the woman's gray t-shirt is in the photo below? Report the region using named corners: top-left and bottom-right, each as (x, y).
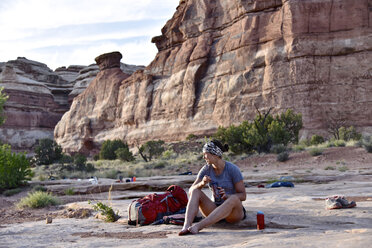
top-left (197, 161), bottom-right (244, 204)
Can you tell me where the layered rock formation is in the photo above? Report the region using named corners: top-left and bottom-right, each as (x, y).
top-left (55, 0), bottom-right (372, 154)
top-left (0, 57), bottom-right (143, 151)
top-left (68, 63), bottom-right (145, 103)
top-left (0, 58), bottom-right (74, 151)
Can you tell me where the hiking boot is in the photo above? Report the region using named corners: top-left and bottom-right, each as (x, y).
top-left (325, 197), bottom-right (342, 210)
top-left (335, 196), bottom-right (357, 208)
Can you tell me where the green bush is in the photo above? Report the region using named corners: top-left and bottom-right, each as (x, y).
top-left (362, 136), bottom-right (372, 153)
top-left (32, 185), bottom-right (47, 192)
top-left (89, 201), bottom-right (119, 222)
top-left (138, 140), bottom-right (165, 162)
top-left (339, 126), bottom-right (362, 141)
top-left (17, 191), bottom-right (60, 208)
top-left (277, 152), bottom-right (289, 162)
top-left (270, 144), bottom-right (287, 154)
top-left (309, 148), bottom-right (323, 156)
top-left (93, 154), bottom-right (100, 161)
top-left (115, 147), bottom-right (135, 162)
top-left (34, 139), bottom-right (63, 165)
top-left (74, 154), bottom-right (87, 170)
top-left (215, 109), bottom-right (302, 154)
top-left (338, 166), bottom-right (349, 172)
top-left (333, 140), bottom-right (346, 147)
top-left (64, 188), bottom-right (75, 195)
top-left (215, 122), bottom-right (253, 154)
top-left (310, 135), bottom-right (324, 145)
top-left (0, 144), bottom-right (32, 190)
top-left (186, 134), bottom-right (197, 141)
top-left (162, 150), bottom-right (175, 160)
top-left (293, 144), bottom-right (306, 152)
top-left (3, 188), bottom-right (22, 196)
top-left (154, 161), bottom-right (167, 169)
top-left (85, 163), bottom-right (96, 172)
top-left (59, 154), bottom-right (73, 164)
top-left (0, 87), bottom-right (8, 125)
top-left (99, 140), bottom-right (128, 160)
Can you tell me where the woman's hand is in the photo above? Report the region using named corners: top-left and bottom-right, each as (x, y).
top-left (218, 187), bottom-right (228, 200)
top-left (201, 176), bottom-right (211, 187)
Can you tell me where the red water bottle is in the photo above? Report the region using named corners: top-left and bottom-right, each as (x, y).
top-left (257, 211), bottom-right (265, 230)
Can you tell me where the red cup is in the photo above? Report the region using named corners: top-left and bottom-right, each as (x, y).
top-left (257, 211), bottom-right (265, 230)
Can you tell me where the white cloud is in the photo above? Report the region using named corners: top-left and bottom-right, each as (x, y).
top-left (0, 0), bottom-right (179, 69)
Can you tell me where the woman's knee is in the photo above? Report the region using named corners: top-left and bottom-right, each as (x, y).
top-left (226, 194), bottom-right (241, 205)
top-left (188, 187), bottom-right (204, 198)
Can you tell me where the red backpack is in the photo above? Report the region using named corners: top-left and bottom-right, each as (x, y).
top-left (127, 185), bottom-right (188, 225)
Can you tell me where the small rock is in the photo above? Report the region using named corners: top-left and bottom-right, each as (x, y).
top-left (46, 216), bottom-right (52, 224)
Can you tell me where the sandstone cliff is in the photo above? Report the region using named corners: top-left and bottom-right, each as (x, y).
top-left (0, 57), bottom-right (142, 151)
top-left (55, 0), bottom-right (372, 154)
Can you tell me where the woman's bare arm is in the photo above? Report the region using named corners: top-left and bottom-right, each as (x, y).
top-left (190, 176), bottom-right (211, 190)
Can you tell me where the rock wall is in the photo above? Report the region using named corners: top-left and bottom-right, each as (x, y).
top-left (0, 58), bottom-right (73, 151)
top-left (55, 0), bottom-right (372, 154)
top-left (0, 57), bottom-right (142, 151)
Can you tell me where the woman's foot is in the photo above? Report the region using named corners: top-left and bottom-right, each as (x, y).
top-left (178, 229), bottom-right (192, 236)
top-left (188, 224), bottom-right (200, 234)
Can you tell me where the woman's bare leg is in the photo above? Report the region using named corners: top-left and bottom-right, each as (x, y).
top-left (188, 194), bottom-right (243, 234)
top-left (179, 187), bottom-right (215, 235)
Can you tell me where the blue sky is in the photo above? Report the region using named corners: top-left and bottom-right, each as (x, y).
top-left (0, 0), bottom-right (179, 70)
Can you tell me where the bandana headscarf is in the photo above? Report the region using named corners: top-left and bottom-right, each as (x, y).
top-left (203, 141), bottom-right (223, 157)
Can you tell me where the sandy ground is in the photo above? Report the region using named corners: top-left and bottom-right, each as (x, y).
top-left (1, 146), bottom-right (372, 247)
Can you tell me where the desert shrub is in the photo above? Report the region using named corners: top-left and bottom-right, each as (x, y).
top-left (59, 154), bottom-right (73, 165)
top-left (74, 154), bottom-right (87, 170)
top-left (101, 169), bottom-right (121, 179)
top-left (115, 147), bottom-right (135, 162)
top-left (310, 135), bottom-right (325, 145)
top-left (215, 122), bottom-right (253, 154)
top-left (161, 150), bottom-right (175, 160)
top-left (339, 126), bottom-right (362, 141)
top-left (93, 154), bottom-right (100, 161)
top-left (99, 140), bottom-right (128, 160)
top-left (0, 144), bottom-right (32, 190)
top-left (32, 185), bottom-right (47, 192)
top-left (333, 140), bottom-right (346, 147)
top-left (325, 141), bottom-right (336, 147)
top-left (324, 166), bottom-right (335, 170)
top-left (17, 191), bottom-right (60, 208)
top-left (277, 152), bottom-right (289, 162)
top-left (338, 166), bottom-right (349, 172)
top-left (270, 144), bottom-right (287, 154)
top-left (186, 134), bottom-right (197, 141)
top-left (154, 161), bottom-right (167, 169)
top-left (293, 144), bottom-right (306, 152)
top-left (215, 109), bottom-right (302, 154)
top-left (362, 136), bottom-right (372, 153)
top-left (0, 87), bottom-right (8, 125)
top-left (85, 163), bottom-right (96, 172)
top-left (3, 188), bottom-right (22, 196)
top-left (309, 148), bottom-right (323, 156)
top-left (64, 188), bottom-right (75, 195)
top-left (138, 140), bottom-right (165, 162)
top-left (34, 139), bottom-right (63, 165)
top-left (89, 201), bottom-right (119, 222)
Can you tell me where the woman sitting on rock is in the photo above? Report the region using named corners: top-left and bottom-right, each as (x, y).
top-left (179, 140), bottom-right (246, 235)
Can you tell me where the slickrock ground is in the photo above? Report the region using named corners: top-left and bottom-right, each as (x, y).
top-left (1, 146), bottom-right (371, 247)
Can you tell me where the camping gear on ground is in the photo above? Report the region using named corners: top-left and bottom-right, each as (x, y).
top-left (325, 195), bottom-right (356, 210)
top-left (266, 181), bottom-right (294, 188)
top-left (127, 185), bottom-right (188, 225)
